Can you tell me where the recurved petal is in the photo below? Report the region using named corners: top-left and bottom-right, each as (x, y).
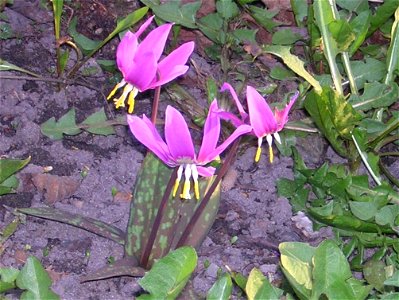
top-left (124, 52), bottom-right (157, 91)
top-left (127, 114), bottom-right (172, 164)
top-left (197, 100), bottom-right (221, 162)
top-left (220, 82), bottom-right (248, 120)
top-left (136, 23), bottom-right (173, 63)
top-left (165, 106), bottom-right (196, 159)
top-left (215, 110), bottom-right (245, 128)
top-left (116, 31), bottom-right (139, 78)
top-left (158, 41), bottom-right (194, 72)
top-left (275, 91), bottom-right (299, 131)
top-left (247, 86), bottom-right (277, 137)
top-left (148, 65), bottom-right (189, 89)
top-left (135, 16), bottom-right (155, 38)
top-left (197, 166), bottom-right (216, 177)
top-left (199, 124), bottom-right (252, 163)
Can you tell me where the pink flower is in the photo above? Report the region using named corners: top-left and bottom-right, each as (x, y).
top-left (221, 83), bottom-right (299, 163)
top-left (107, 16), bottom-right (194, 113)
top-left (127, 101), bottom-right (251, 200)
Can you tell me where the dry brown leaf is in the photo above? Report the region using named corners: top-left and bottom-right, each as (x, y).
top-left (14, 249), bottom-right (28, 265)
top-left (31, 174), bottom-right (80, 204)
top-left (113, 191), bottom-right (132, 202)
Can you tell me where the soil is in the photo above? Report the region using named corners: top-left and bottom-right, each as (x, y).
top-left (0, 1), bottom-right (354, 299)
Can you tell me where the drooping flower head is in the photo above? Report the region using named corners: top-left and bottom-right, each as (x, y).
top-left (127, 101), bottom-right (251, 200)
top-left (107, 16), bottom-right (195, 113)
top-left (221, 83), bottom-right (299, 163)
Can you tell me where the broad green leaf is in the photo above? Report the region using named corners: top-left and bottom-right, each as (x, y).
top-left (349, 82), bottom-right (399, 111)
top-left (384, 270), bottom-right (399, 287)
top-left (68, 17), bottom-right (101, 53)
top-left (385, 6), bottom-right (399, 83)
top-left (16, 256), bottom-right (59, 300)
top-left (82, 108), bottom-right (115, 136)
top-left (272, 29), bottom-right (303, 45)
top-left (246, 268), bottom-right (283, 300)
top-left (0, 267), bottom-right (19, 292)
top-left (375, 205), bottom-right (399, 227)
top-left (0, 58), bottom-right (40, 77)
top-left (368, 0), bottom-right (399, 37)
top-left (291, 0), bottom-right (308, 26)
top-left (138, 246), bottom-right (197, 300)
top-left (279, 242), bottom-right (315, 299)
top-left (0, 175), bottom-right (19, 195)
top-left (41, 108), bottom-right (82, 140)
top-left (349, 201), bottom-right (378, 221)
top-left (363, 260), bottom-right (386, 291)
top-left (351, 58), bottom-right (387, 89)
top-left (270, 66), bottom-right (295, 80)
top-left (206, 273), bottom-right (233, 300)
top-left (232, 28), bottom-right (258, 44)
top-left (198, 13), bottom-right (224, 43)
top-left (263, 45), bottom-right (322, 92)
top-left (248, 5), bottom-right (280, 32)
top-left (277, 178), bottom-right (297, 198)
top-left (216, 0), bottom-right (239, 20)
top-left (349, 11), bottom-right (371, 55)
top-left (146, 1), bottom-right (200, 29)
top-left (0, 156), bottom-right (30, 183)
top-left (336, 0), bottom-right (368, 13)
top-left (96, 59), bottom-right (116, 72)
top-left (328, 19), bottom-right (355, 51)
top-left (311, 240), bottom-right (367, 299)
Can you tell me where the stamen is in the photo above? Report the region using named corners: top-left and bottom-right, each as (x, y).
top-left (113, 84), bottom-right (133, 109)
top-left (127, 87), bottom-right (138, 114)
top-left (180, 164), bottom-right (192, 200)
top-left (172, 165), bottom-right (184, 197)
top-left (107, 79), bottom-right (126, 100)
top-left (266, 134), bottom-right (274, 163)
top-left (191, 164), bottom-right (200, 200)
top-left (273, 132), bottom-right (282, 144)
top-left (255, 137), bottom-right (263, 162)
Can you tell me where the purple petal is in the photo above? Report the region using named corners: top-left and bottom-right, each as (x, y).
top-left (135, 16), bottom-right (155, 38)
top-left (216, 110), bottom-right (245, 128)
top-left (199, 124), bottom-right (252, 163)
top-left (197, 100), bottom-right (221, 162)
top-left (116, 31), bottom-right (139, 78)
top-left (135, 23), bottom-right (173, 64)
top-left (164, 106), bottom-right (195, 160)
top-left (148, 65), bottom-right (189, 89)
top-left (127, 114), bottom-right (172, 164)
top-left (124, 52), bottom-right (157, 91)
top-left (247, 86), bottom-right (278, 137)
top-left (197, 166), bottom-right (216, 177)
top-left (220, 82), bottom-right (248, 120)
top-left (275, 91), bottom-right (299, 131)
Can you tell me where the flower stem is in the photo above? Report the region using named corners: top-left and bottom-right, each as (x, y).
top-left (176, 138), bottom-right (241, 248)
top-left (151, 85), bottom-right (161, 124)
top-left (140, 167), bottom-right (178, 268)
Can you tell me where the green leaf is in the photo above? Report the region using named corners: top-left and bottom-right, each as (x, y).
top-left (279, 242), bottom-right (315, 299)
top-left (82, 108), bottom-right (115, 136)
top-left (68, 17), bottom-right (101, 53)
top-left (198, 13), bottom-right (224, 43)
top-left (216, 0), bottom-right (239, 20)
top-left (96, 59), bottom-right (116, 72)
top-left (272, 29), bottom-right (303, 45)
top-left (112, 7), bottom-right (149, 36)
top-left (336, 0), bottom-right (368, 13)
top-left (16, 256), bottom-right (60, 300)
top-left (206, 273), bottom-right (233, 300)
top-left (263, 45), bottom-right (322, 92)
top-left (363, 260), bottom-right (386, 291)
top-left (232, 28), bottom-right (258, 44)
top-left (375, 205), bottom-right (399, 227)
top-left (147, 1), bottom-right (200, 29)
top-left (368, 0), bottom-right (399, 37)
top-left (349, 201), bottom-right (378, 221)
top-left (0, 267), bottom-right (19, 293)
top-left (349, 11), bottom-right (371, 55)
top-left (351, 58), bottom-right (387, 89)
top-left (0, 23), bottom-right (13, 39)
top-left (270, 66), bottom-right (295, 80)
top-left (0, 156), bottom-right (30, 183)
top-left (41, 108), bottom-right (82, 140)
top-left (384, 270), bottom-right (399, 287)
top-left (385, 6), bottom-right (399, 83)
top-left (349, 82), bottom-right (399, 111)
top-left (328, 19), bottom-right (355, 52)
top-left (138, 246), bottom-right (197, 300)
top-left (248, 5), bottom-right (280, 32)
top-left (0, 175), bottom-right (19, 195)
top-left (0, 58), bottom-right (40, 77)
top-left (246, 268), bottom-right (283, 300)
top-left (291, 0), bottom-right (308, 26)
top-left (51, 0), bottom-right (63, 39)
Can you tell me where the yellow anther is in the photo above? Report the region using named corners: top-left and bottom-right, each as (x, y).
top-left (255, 146), bottom-right (262, 162)
top-left (114, 97), bottom-right (126, 109)
top-left (194, 180), bottom-right (200, 200)
top-left (107, 84), bottom-right (120, 100)
top-left (269, 145), bottom-right (274, 163)
top-left (180, 181), bottom-right (191, 200)
top-left (127, 92), bottom-right (135, 114)
top-left (172, 178), bottom-right (180, 197)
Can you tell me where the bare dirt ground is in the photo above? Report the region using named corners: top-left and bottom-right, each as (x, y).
top-left (1, 1), bottom-right (337, 299)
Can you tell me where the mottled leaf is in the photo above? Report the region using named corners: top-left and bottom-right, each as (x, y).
top-left (207, 273), bottom-right (233, 300)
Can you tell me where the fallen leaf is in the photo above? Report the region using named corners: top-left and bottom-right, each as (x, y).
top-left (14, 249), bottom-right (28, 265)
top-left (113, 191), bottom-right (132, 202)
top-left (31, 174), bottom-right (80, 204)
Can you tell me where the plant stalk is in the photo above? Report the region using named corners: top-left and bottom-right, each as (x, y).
top-left (151, 85), bottom-right (161, 124)
top-left (176, 138), bottom-right (241, 248)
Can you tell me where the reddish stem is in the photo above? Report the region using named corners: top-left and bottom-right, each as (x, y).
top-left (151, 85), bottom-right (161, 124)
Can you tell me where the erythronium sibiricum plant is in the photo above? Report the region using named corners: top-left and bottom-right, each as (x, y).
top-left (220, 83), bottom-right (299, 163)
top-left (107, 16), bottom-right (195, 113)
top-left (127, 100), bottom-right (252, 200)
